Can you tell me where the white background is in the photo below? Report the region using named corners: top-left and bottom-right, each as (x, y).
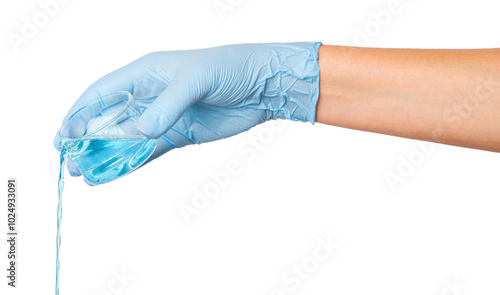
top-left (1, 0), bottom-right (500, 294)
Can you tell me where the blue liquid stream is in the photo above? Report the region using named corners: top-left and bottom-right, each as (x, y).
top-left (56, 137), bottom-right (155, 294)
top-left (56, 147), bottom-right (66, 295)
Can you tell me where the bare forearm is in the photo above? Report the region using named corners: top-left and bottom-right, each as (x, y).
top-left (316, 45), bottom-right (500, 152)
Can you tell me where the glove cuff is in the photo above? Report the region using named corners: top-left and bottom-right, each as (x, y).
top-left (262, 41), bottom-right (322, 123)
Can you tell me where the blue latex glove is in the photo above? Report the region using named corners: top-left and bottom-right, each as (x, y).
top-left (54, 42), bottom-right (322, 176)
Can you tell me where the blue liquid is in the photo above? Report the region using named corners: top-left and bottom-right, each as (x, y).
top-left (56, 147), bottom-right (67, 295)
top-left (65, 137), bottom-right (156, 185)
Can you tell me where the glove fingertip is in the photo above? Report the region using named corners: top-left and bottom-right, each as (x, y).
top-left (53, 133), bottom-right (62, 151)
top-left (138, 108), bottom-right (169, 139)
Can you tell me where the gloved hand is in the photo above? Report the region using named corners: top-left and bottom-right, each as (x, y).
top-left (54, 42), bottom-right (322, 176)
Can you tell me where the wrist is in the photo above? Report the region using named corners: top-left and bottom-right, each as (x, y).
top-left (315, 45), bottom-right (354, 125)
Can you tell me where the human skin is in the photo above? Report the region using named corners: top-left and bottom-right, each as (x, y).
top-left (315, 45), bottom-right (500, 152)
